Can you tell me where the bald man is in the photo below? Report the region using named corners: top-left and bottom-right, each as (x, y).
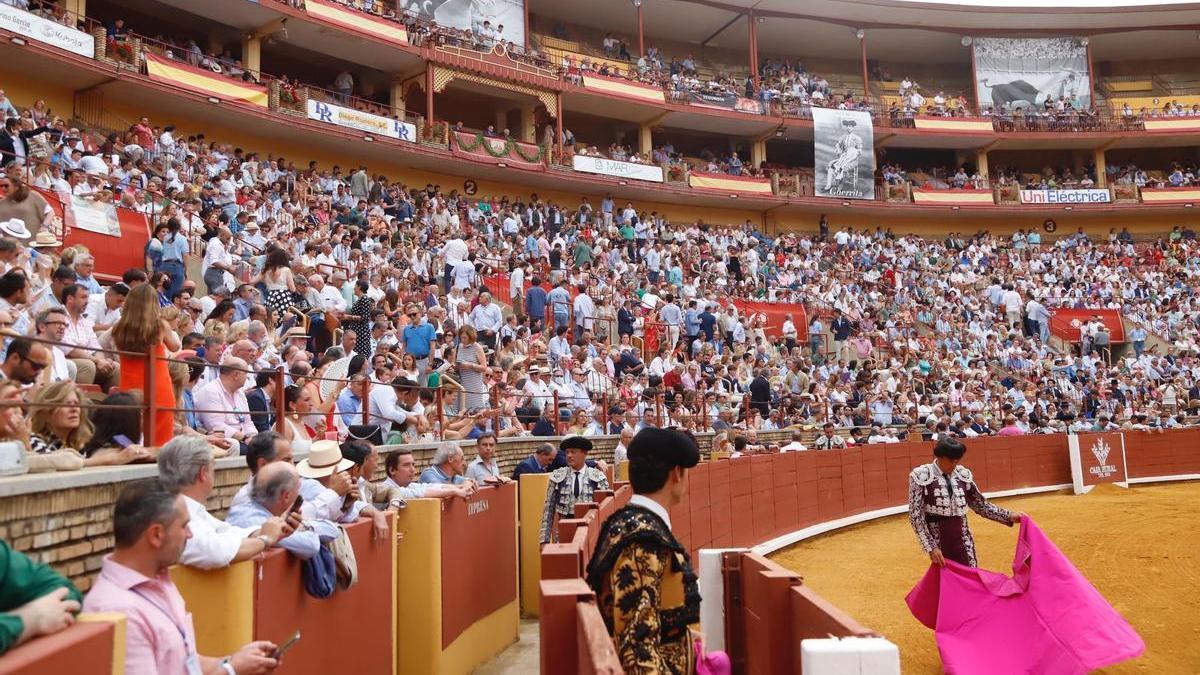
top-left (227, 461), bottom-right (336, 560)
top-left (193, 357), bottom-right (256, 443)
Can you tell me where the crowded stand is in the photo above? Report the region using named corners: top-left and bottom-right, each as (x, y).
top-left (0, 79), bottom-right (1194, 482)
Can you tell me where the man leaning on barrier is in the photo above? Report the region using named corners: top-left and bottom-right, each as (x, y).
top-left (158, 436), bottom-right (294, 570)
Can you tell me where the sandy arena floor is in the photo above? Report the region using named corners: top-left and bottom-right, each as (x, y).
top-left (770, 482), bottom-right (1200, 674)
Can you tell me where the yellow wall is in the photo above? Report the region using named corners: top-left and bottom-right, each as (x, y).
top-left (170, 561), bottom-right (256, 657)
top-left (518, 473), bottom-right (551, 617)
top-left (394, 498), bottom-right (442, 675)
top-left (2, 69), bottom-right (75, 121)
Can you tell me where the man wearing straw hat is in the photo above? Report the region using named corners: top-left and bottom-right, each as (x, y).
top-left (297, 438), bottom-right (390, 540)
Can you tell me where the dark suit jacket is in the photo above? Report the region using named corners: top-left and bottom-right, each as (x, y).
top-left (246, 387), bottom-right (273, 433)
top-left (0, 127), bottom-right (55, 166)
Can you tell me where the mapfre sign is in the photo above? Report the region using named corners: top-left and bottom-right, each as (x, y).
top-left (1068, 432), bottom-right (1129, 494)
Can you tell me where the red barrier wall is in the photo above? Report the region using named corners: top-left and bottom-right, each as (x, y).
top-left (253, 519), bottom-right (393, 674)
top-left (0, 621), bottom-right (116, 675)
top-left (440, 483), bottom-right (518, 648)
top-left (546, 431), bottom-right (1196, 673)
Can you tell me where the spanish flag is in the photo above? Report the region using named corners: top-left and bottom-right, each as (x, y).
top-left (1143, 118), bottom-right (1200, 132)
top-left (144, 53), bottom-right (268, 108)
top-left (582, 75), bottom-right (665, 104)
top-left (913, 117), bottom-right (993, 132)
top-left (688, 172), bottom-right (773, 194)
top-left (1139, 187), bottom-right (1200, 203)
top-left (305, 0), bottom-right (408, 45)
top-left (911, 188), bottom-right (995, 205)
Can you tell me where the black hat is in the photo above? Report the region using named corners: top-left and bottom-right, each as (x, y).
top-left (627, 428), bottom-right (700, 469)
top-left (560, 436), bottom-right (593, 453)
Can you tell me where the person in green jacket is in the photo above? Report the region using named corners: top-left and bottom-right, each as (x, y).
top-left (0, 539), bottom-right (82, 654)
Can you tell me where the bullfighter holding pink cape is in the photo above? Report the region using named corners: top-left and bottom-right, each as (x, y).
top-left (905, 439), bottom-right (1144, 674)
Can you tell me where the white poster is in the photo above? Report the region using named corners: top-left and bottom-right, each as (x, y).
top-left (813, 108), bottom-right (874, 201)
top-left (572, 155), bottom-right (664, 183)
top-left (1019, 189), bottom-right (1111, 205)
top-left (0, 4), bottom-right (94, 58)
top-left (974, 37), bottom-right (1091, 112)
top-left (400, 0), bottom-right (525, 50)
top-left (306, 100), bottom-right (417, 142)
top-left (70, 197), bottom-right (121, 237)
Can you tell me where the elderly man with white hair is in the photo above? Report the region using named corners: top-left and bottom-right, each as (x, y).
top-left (157, 436), bottom-right (293, 569)
top-left (228, 460), bottom-right (339, 560)
top-left (418, 443), bottom-right (477, 487)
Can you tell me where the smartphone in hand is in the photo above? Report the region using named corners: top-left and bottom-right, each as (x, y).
top-left (273, 630), bottom-right (301, 660)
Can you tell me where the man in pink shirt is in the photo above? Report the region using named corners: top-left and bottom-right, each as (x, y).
top-left (83, 479), bottom-right (279, 675)
top-left (193, 358), bottom-right (257, 446)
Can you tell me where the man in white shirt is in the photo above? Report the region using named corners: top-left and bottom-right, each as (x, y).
top-left (157, 436), bottom-right (291, 570)
top-left (441, 234), bottom-right (469, 292)
top-left (469, 291), bottom-right (503, 348)
top-left (779, 431), bottom-right (807, 452)
top-left (523, 365), bottom-right (553, 412)
top-left (572, 285), bottom-right (595, 342)
top-left (202, 227), bottom-right (234, 294)
top-left (368, 377), bottom-right (422, 436)
top-left (85, 282), bottom-right (128, 332)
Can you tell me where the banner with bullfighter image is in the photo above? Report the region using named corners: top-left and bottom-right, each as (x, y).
top-left (973, 37), bottom-right (1091, 112)
top-left (813, 108), bottom-right (874, 200)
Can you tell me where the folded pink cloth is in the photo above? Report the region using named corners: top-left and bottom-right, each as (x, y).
top-left (906, 518), bottom-right (1144, 675)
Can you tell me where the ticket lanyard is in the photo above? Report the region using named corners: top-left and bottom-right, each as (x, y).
top-left (131, 588), bottom-right (201, 675)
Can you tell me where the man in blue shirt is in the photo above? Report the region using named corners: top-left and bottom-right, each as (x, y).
top-left (684, 300), bottom-right (701, 343)
top-left (525, 277), bottom-right (547, 333)
top-left (419, 443), bottom-right (474, 486)
top-left (336, 375), bottom-right (366, 427)
top-left (227, 462), bottom-right (338, 560)
top-left (401, 305), bottom-right (436, 375)
top-left (698, 303), bottom-right (718, 344)
top-left (1129, 323), bottom-right (1147, 357)
top-left (546, 280), bottom-right (571, 331)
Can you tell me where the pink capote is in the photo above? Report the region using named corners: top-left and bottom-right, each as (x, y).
top-left (905, 518), bottom-right (1144, 675)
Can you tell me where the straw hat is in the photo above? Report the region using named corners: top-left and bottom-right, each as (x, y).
top-left (296, 440), bottom-right (354, 479)
top-left (30, 230), bottom-right (62, 248)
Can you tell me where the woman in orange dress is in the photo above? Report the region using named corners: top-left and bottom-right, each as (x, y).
top-left (111, 283), bottom-right (176, 446)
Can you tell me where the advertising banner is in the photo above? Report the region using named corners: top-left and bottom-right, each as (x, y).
top-left (911, 188), bottom-right (994, 205)
top-left (572, 155), bottom-right (663, 183)
top-left (1068, 432), bottom-right (1129, 494)
top-left (70, 197), bottom-right (121, 237)
top-left (408, 0), bottom-right (524, 50)
top-left (973, 37), bottom-right (1091, 111)
top-left (1019, 189), bottom-right (1111, 205)
top-left (686, 90), bottom-right (765, 115)
top-left (813, 108), bottom-right (875, 200)
top-left (306, 100), bottom-right (416, 142)
top-left (0, 4), bottom-right (94, 58)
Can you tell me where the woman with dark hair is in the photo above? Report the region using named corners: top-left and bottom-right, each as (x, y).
top-left (258, 247), bottom-right (297, 321)
top-left (81, 392), bottom-right (156, 464)
top-left (342, 279), bottom-right (375, 359)
top-left (586, 428), bottom-right (702, 673)
top-left (908, 437), bottom-right (1025, 568)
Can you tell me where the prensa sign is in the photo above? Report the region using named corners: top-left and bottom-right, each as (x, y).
top-left (1068, 432), bottom-right (1129, 494)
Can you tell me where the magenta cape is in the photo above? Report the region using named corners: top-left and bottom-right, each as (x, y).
top-left (905, 518), bottom-right (1144, 675)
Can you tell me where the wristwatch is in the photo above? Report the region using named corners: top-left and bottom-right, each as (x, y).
top-left (256, 534), bottom-right (273, 548)
top-left (220, 658), bottom-right (237, 675)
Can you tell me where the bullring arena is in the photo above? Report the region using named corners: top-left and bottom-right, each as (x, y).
top-left (771, 481), bottom-right (1200, 673)
top-left (5, 0), bottom-right (1200, 672)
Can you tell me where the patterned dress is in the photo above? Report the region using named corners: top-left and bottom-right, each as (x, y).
top-left (586, 505), bottom-right (700, 675)
top-left (908, 462), bottom-right (1013, 567)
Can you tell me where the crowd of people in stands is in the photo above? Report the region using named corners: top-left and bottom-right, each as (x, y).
top-left (0, 82), bottom-right (1197, 477)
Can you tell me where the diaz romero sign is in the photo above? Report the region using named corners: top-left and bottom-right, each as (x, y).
top-left (1019, 188), bottom-right (1111, 205)
top-left (1068, 432), bottom-right (1129, 494)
